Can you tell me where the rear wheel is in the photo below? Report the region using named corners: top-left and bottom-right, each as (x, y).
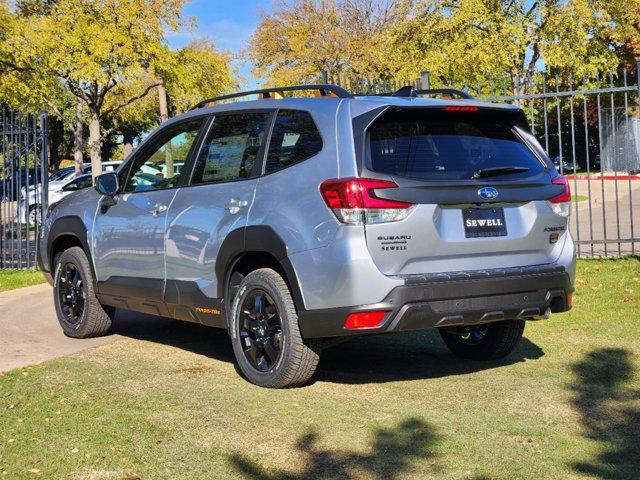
top-left (53, 247), bottom-right (114, 338)
top-left (229, 268), bottom-right (320, 388)
top-left (439, 320), bottom-right (525, 360)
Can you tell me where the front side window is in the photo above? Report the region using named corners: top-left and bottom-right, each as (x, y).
top-left (123, 118), bottom-right (203, 193)
top-left (265, 110), bottom-right (322, 174)
top-left (191, 112), bottom-right (271, 185)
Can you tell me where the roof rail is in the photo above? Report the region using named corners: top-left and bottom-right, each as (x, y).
top-left (375, 86), bottom-right (474, 100)
top-left (190, 84), bottom-right (353, 110)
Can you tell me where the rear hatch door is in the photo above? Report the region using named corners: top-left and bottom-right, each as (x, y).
top-left (359, 106), bottom-right (568, 275)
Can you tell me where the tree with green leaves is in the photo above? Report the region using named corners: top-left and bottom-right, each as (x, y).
top-left (248, 0), bottom-right (640, 93)
top-left (2, 0), bottom-right (189, 178)
top-left (392, 0), bottom-right (640, 95)
top-left (247, 0), bottom-right (402, 86)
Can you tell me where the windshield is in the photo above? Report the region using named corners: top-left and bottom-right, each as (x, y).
top-left (50, 168), bottom-right (73, 181)
top-left (367, 109), bottom-right (545, 180)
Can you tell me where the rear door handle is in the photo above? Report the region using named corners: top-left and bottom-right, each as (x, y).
top-left (225, 198), bottom-right (248, 213)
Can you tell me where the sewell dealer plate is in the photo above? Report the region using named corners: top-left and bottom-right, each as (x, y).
top-left (462, 207), bottom-right (507, 238)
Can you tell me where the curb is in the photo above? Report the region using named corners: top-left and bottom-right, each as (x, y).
top-left (566, 175), bottom-right (640, 181)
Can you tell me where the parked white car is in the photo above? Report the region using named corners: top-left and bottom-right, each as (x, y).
top-left (19, 162), bottom-right (122, 223)
top-left (21, 161), bottom-right (122, 200)
top-left (18, 173), bottom-right (94, 224)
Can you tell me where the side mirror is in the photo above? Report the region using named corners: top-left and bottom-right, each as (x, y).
top-left (94, 172), bottom-right (119, 197)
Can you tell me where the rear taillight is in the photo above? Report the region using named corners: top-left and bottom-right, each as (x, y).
top-left (319, 177), bottom-right (414, 225)
top-left (548, 175), bottom-right (571, 217)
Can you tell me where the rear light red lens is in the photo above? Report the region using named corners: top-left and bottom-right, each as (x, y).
top-left (550, 175), bottom-right (571, 203)
top-left (319, 177), bottom-right (412, 209)
top-left (344, 311), bottom-right (388, 329)
top-left (567, 292), bottom-right (573, 307)
top-left (443, 106), bottom-right (478, 112)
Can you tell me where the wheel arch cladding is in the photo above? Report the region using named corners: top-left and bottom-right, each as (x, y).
top-left (217, 226), bottom-right (306, 311)
top-left (48, 216), bottom-right (95, 279)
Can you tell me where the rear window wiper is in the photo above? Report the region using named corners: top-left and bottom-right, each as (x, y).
top-left (472, 166), bottom-right (529, 179)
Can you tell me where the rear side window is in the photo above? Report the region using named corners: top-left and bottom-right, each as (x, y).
top-left (367, 109), bottom-right (544, 180)
top-left (265, 110), bottom-right (322, 174)
top-left (191, 112), bottom-right (270, 184)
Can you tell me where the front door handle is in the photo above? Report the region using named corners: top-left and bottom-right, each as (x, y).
top-left (150, 204), bottom-right (168, 216)
top-left (224, 198), bottom-right (248, 213)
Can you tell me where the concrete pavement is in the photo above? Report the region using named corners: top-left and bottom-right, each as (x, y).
top-left (0, 283), bottom-right (185, 372)
top-left (0, 284), bottom-right (115, 371)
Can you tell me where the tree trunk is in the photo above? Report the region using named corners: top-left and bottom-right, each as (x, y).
top-left (47, 118), bottom-right (65, 171)
top-left (157, 80), bottom-right (174, 178)
top-left (511, 69), bottom-right (525, 108)
top-left (73, 100), bottom-right (84, 175)
top-left (122, 131), bottom-right (134, 159)
top-left (88, 109), bottom-right (102, 181)
top-left (158, 81), bottom-right (169, 123)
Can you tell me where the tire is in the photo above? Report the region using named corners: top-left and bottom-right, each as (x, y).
top-left (53, 246), bottom-right (114, 338)
top-left (229, 268), bottom-right (320, 388)
top-left (439, 320), bottom-right (525, 360)
top-left (28, 205), bottom-right (41, 226)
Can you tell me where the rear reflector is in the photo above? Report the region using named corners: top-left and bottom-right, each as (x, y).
top-left (320, 177), bottom-right (414, 225)
top-left (344, 311), bottom-right (388, 329)
top-left (443, 106), bottom-right (478, 112)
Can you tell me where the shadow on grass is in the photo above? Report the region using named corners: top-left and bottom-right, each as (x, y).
top-left (316, 329), bottom-right (543, 384)
top-left (570, 348), bottom-right (640, 479)
top-left (110, 310), bottom-right (543, 384)
top-left (230, 417), bottom-right (443, 480)
top-left (110, 309), bottom-right (235, 361)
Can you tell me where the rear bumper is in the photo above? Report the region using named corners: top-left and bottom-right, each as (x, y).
top-left (297, 264), bottom-right (573, 338)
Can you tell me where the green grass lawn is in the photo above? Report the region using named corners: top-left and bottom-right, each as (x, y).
top-left (1, 258), bottom-right (639, 479)
top-left (0, 269), bottom-right (45, 292)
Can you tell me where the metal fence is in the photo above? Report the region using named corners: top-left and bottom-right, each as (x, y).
top-left (0, 107), bottom-right (48, 269)
top-left (324, 64), bottom-right (640, 257)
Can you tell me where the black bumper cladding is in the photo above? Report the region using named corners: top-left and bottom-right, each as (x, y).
top-left (297, 264), bottom-right (573, 338)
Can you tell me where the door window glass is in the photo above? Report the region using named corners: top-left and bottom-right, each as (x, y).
top-left (265, 110), bottom-right (323, 174)
top-left (123, 119), bottom-right (203, 193)
top-left (191, 112), bottom-right (270, 184)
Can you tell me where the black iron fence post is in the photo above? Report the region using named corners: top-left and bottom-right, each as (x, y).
top-left (0, 106), bottom-right (48, 269)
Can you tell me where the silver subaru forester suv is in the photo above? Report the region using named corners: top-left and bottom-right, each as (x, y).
top-left (38, 84), bottom-right (575, 388)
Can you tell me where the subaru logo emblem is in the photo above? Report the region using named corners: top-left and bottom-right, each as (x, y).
top-left (478, 187), bottom-right (499, 200)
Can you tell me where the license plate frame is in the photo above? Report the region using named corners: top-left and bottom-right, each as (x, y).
top-left (462, 207), bottom-right (507, 238)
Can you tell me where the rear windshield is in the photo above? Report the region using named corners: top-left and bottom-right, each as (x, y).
top-left (367, 109), bottom-right (544, 180)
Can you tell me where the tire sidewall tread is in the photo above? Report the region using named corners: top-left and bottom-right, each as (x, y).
top-left (439, 320), bottom-right (525, 360)
top-left (230, 268), bottom-right (319, 388)
top-left (53, 246), bottom-right (113, 339)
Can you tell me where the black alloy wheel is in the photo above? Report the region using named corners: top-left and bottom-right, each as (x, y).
top-left (239, 289), bottom-right (284, 372)
top-left (57, 262), bottom-right (86, 327)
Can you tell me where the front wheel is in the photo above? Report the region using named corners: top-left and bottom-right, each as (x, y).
top-left (53, 246), bottom-right (114, 338)
top-left (229, 268), bottom-right (320, 388)
top-left (439, 320), bottom-right (525, 360)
